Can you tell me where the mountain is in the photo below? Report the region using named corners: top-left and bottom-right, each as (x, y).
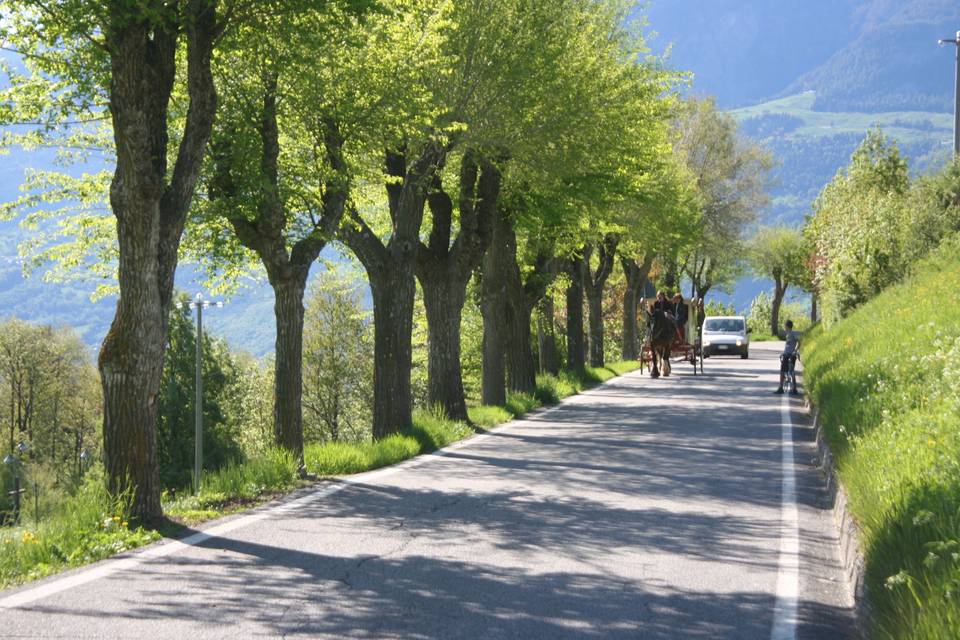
top-left (646, 0), bottom-right (858, 108)
top-left (786, 0), bottom-right (960, 113)
top-left (646, 0), bottom-right (959, 111)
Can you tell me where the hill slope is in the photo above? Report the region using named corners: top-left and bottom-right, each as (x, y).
top-left (804, 234), bottom-right (960, 638)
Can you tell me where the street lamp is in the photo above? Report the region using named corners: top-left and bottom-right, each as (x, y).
top-left (938, 31), bottom-right (960, 157)
top-left (175, 293), bottom-right (224, 495)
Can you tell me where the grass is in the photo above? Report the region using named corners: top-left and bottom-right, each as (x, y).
top-left (0, 467), bottom-right (160, 588)
top-left (0, 359), bottom-right (641, 590)
top-left (803, 234), bottom-right (960, 639)
top-left (304, 407), bottom-right (475, 476)
top-left (730, 91), bottom-right (953, 144)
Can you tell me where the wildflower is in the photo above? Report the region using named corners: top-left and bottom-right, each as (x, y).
top-left (121, 521), bottom-right (129, 528)
top-left (21, 531), bottom-right (36, 544)
top-left (885, 571), bottom-right (911, 590)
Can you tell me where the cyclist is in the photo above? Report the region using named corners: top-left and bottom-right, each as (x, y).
top-left (775, 319), bottom-right (801, 395)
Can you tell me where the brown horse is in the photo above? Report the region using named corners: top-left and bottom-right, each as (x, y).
top-left (646, 307), bottom-right (675, 378)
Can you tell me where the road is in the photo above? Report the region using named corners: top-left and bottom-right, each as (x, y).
top-left (2, 343), bottom-right (854, 639)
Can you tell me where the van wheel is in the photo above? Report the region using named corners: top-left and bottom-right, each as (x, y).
top-left (741, 352), bottom-right (749, 360)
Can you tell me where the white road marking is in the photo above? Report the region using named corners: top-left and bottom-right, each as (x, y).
top-left (771, 393), bottom-right (800, 640)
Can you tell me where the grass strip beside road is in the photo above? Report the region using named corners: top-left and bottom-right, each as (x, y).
top-left (0, 361), bottom-right (639, 590)
top-left (803, 235), bottom-right (960, 640)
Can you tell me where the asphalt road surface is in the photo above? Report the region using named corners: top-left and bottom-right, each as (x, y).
top-left (2, 343), bottom-right (854, 639)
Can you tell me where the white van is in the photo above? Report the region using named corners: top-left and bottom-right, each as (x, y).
top-left (701, 315), bottom-right (750, 359)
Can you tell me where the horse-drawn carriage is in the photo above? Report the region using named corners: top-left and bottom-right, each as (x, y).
top-left (639, 297), bottom-right (704, 377)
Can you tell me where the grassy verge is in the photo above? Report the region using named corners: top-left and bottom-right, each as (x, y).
top-left (0, 360), bottom-right (640, 590)
top-left (0, 468), bottom-right (160, 588)
top-left (305, 361), bottom-right (641, 476)
top-left (803, 235), bottom-right (960, 639)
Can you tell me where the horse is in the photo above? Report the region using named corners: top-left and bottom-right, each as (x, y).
top-left (646, 307), bottom-right (675, 378)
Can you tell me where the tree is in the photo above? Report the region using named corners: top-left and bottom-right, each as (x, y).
top-left (747, 226), bottom-right (808, 336)
top-left (1, 0), bottom-right (221, 521)
top-left (0, 319), bottom-right (100, 498)
top-left (302, 269), bottom-right (374, 443)
top-left (674, 98), bottom-right (773, 301)
top-left (806, 130), bottom-right (910, 322)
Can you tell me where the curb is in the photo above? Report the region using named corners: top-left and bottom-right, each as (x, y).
top-left (807, 397), bottom-right (873, 638)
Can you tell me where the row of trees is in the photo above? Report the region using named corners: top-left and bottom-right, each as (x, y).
top-left (0, 0), bottom-right (772, 520)
top-left (807, 131), bottom-right (960, 324)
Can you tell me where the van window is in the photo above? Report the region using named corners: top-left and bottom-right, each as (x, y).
top-left (704, 318), bottom-right (745, 333)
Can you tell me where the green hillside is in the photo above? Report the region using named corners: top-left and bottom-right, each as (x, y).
top-left (732, 92), bottom-right (953, 143)
top-left (804, 235), bottom-right (960, 638)
top-left (730, 92), bottom-right (953, 224)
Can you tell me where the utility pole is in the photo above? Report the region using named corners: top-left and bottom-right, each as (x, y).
top-left (939, 31), bottom-right (960, 157)
top-left (176, 293), bottom-right (223, 495)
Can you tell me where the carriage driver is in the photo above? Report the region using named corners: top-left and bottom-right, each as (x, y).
top-left (652, 290), bottom-right (675, 318)
top-left (775, 319), bottom-right (801, 395)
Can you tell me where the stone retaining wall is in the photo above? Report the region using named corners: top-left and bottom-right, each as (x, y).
top-left (808, 399), bottom-right (873, 637)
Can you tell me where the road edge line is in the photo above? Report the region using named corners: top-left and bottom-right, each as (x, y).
top-left (771, 393), bottom-right (800, 640)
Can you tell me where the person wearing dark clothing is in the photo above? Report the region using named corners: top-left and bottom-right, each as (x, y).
top-left (672, 293), bottom-right (687, 341)
top-left (652, 291), bottom-right (674, 318)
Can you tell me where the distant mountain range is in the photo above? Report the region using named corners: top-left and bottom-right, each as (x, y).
top-left (648, 0), bottom-right (960, 111)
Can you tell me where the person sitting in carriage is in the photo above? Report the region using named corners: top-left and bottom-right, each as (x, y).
top-left (672, 293), bottom-right (688, 341)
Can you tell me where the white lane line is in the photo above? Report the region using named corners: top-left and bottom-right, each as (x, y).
top-left (1, 371), bottom-right (639, 610)
top-left (771, 393), bottom-right (800, 640)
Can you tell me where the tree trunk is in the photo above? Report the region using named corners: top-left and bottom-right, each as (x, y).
top-left (582, 235), bottom-right (618, 368)
top-left (810, 292), bottom-right (818, 323)
top-left (586, 292), bottom-right (605, 367)
top-left (538, 296), bottom-right (560, 375)
top-left (622, 285), bottom-right (638, 362)
top-left (341, 143), bottom-right (443, 437)
top-left (505, 290), bottom-right (536, 394)
top-left (621, 255), bottom-right (654, 361)
top-left (771, 274), bottom-right (786, 337)
top-left (367, 266), bottom-right (416, 438)
top-left (481, 250), bottom-right (507, 407)
top-left (271, 273), bottom-right (308, 461)
top-left (420, 274), bottom-right (469, 421)
top-left (416, 153), bottom-right (501, 420)
top-left (99, 2), bottom-right (217, 522)
top-left (566, 259), bottom-right (586, 372)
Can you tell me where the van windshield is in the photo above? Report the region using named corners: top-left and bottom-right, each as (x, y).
top-left (704, 318), bottom-right (745, 333)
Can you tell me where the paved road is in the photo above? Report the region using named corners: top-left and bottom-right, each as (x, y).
top-left (2, 343), bottom-right (853, 639)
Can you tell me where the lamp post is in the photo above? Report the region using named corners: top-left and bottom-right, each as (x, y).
top-left (939, 31), bottom-right (960, 157)
top-left (176, 293), bottom-right (224, 495)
